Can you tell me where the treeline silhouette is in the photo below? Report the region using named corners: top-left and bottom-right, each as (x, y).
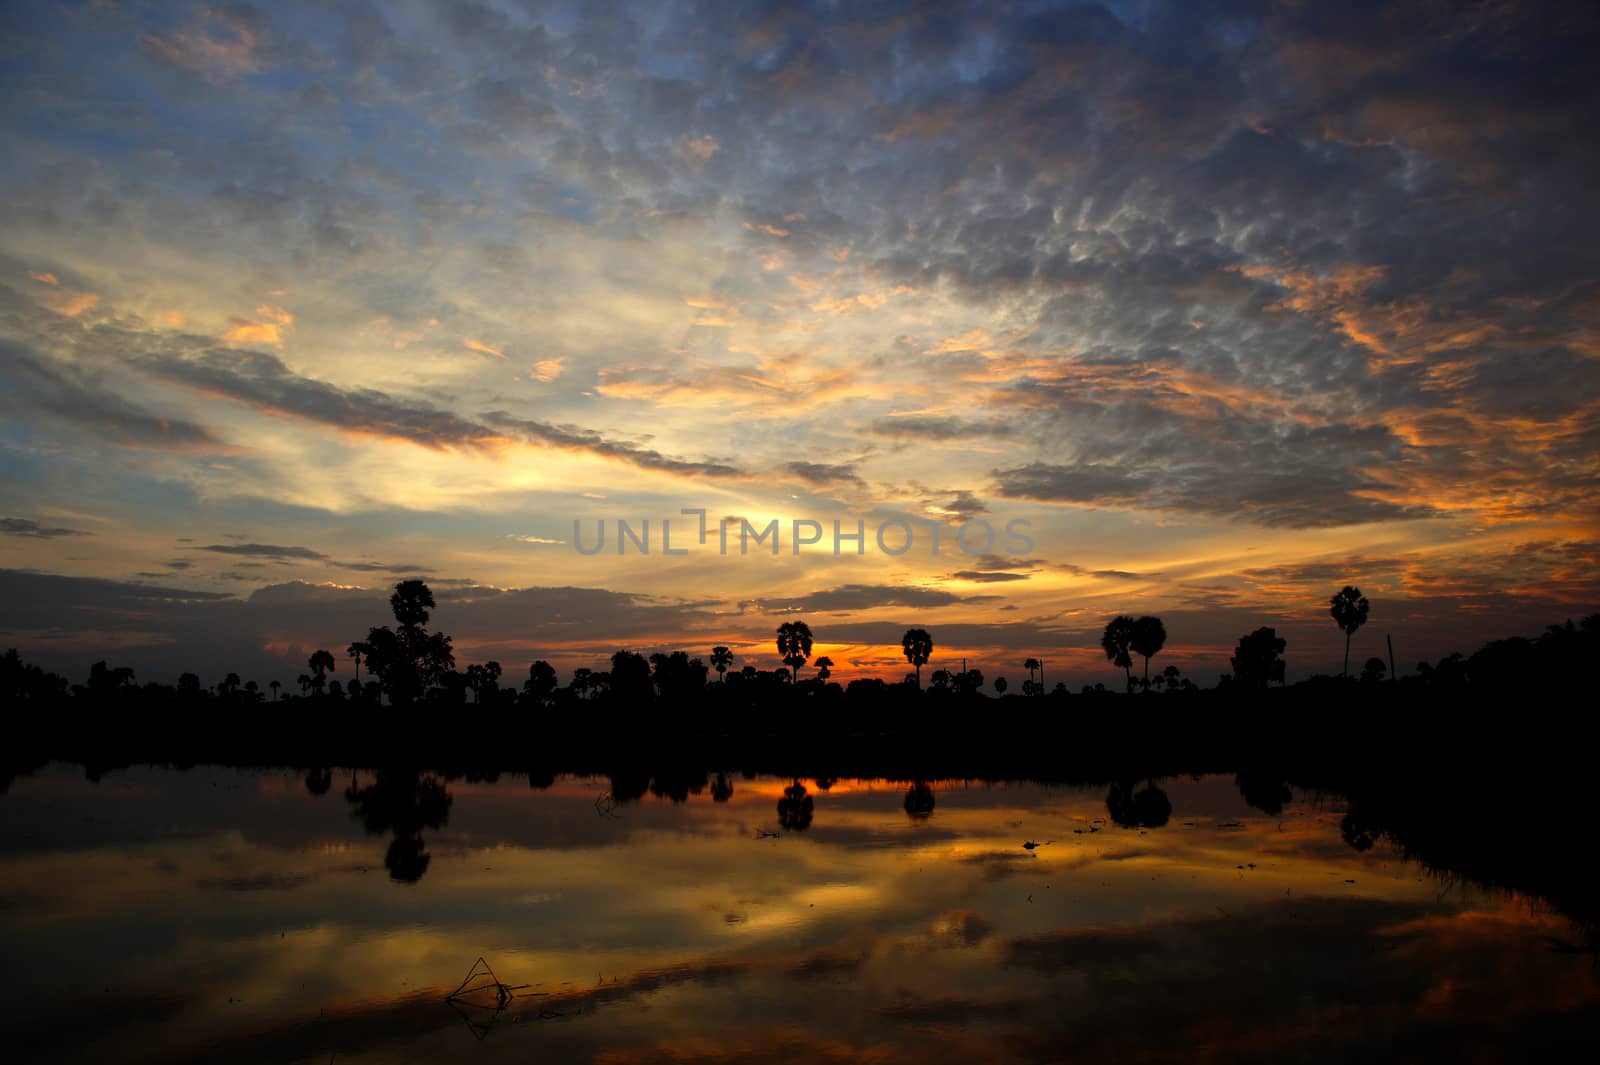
top-left (4, 581), bottom-right (1595, 721)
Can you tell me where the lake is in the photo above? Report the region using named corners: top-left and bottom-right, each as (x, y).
top-left (1, 765), bottom-right (1594, 1063)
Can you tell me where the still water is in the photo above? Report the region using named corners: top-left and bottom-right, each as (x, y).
top-left (1, 766), bottom-right (1594, 1063)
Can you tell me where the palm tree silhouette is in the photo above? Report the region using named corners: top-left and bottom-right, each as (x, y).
top-left (1101, 616), bottom-right (1136, 692)
top-left (902, 628), bottom-right (933, 688)
top-left (1130, 616), bottom-right (1167, 691)
top-left (776, 621), bottom-right (813, 683)
top-left (814, 655), bottom-right (834, 682)
top-left (1023, 657), bottom-right (1040, 694)
top-left (904, 781), bottom-right (936, 819)
top-left (710, 645), bottom-right (733, 682)
top-left (308, 649), bottom-right (336, 694)
top-left (994, 676), bottom-right (1007, 696)
top-left (1330, 586), bottom-right (1370, 679)
top-left (297, 673), bottom-right (311, 696)
top-left (269, 679), bottom-right (280, 701)
top-left (777, 778), bottom-right (814, 832)
top-left (347, 641), bottom-right (368, 683)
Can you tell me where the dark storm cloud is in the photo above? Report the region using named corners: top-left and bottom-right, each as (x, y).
top-left (1, 517), bottom-right (88, 539)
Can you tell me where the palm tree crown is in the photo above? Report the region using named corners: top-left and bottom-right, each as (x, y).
top-left (1130, 616), bottom-right (1167, 690)
top-left (902, 628), bottom-right (934, 687)
top-left (775, 621), bottom-right (813, 683)
top-left (710, 645), bottom-right (734, 681)
top-left (1329, 586), bottom-right (1371, 678)
top-left (1101, 616), bottom-right (1136, 691)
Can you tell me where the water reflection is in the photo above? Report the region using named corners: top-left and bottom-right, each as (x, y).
top-left (776, 778), bottom-right (813, 831)
top-left (904, 780), bottom-right (935, 819)
top-left (1105, 778), bottom-right (1172, 828)
top-left (0, 766), bottom-right (1594, 1064)
top-left (344, 769), bottom-right (453, 883)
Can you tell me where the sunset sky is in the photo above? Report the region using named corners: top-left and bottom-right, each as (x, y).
top-left (2, 0), bottom-right (1596, 688)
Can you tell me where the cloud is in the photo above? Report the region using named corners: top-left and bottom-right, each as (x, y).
top-left (1, 517), bottom-right (89, 539)
top-left (140, 348), bottom-right (500, 451)
top-left (748, 583), bottom-right (972, 614)
top-left (482, 412), bottom-right (744, 478)
top-left (948, 570), bottom-right (1029, 583)
top-left (784, 461), bottom-right (865, 488)
top-left (870, 416), bottom-right (1017, 440)
top-left (922, 490), bottom-right (990, 522)
top-left (139, 7), bottom-right (267, 84)
top-left (1, 339), bottom-right (222, 451)
top-left (198, 543), bottom-right (330, 561)
top-left (336, 560), bottom-right (433, 574)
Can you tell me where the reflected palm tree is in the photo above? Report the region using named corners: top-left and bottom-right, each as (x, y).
top-left (777, 778), bottom-right (814, 832)
top-left (345, 769), bottom-right (454, 883)
top-left (304, 767), bottom-right (333, 796)
top-left (1235, 772), bottom-right (1292, 817)
top-left (711, 772), bottom-right (734, 802)
top-left (1106, 779), bottom-right (1172, 828)
top-left (904, 780), bottom-right (936, 819)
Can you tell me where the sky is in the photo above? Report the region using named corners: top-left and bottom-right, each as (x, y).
top-left (1, 0), bottom-right (1597, 689)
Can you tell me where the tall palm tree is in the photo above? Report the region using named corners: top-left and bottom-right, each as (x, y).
top-left (309, 649), bottom-right (336, 679)
top-left (710, 645), bottom-right (733, 682)
top-left (297, 673), bottom-right (312, 696)
top-left (269, 679), bottom-right (280, 701)
top-left (902, 628), bottom-right (933, 688)
top-left (814, 656), bottom-right (834, 682)
top-left (1101, 616), bottom-right (1136, 692)
top-left (1130, 616), bottom-right (1167, 691)
top-left (1329, 586), bottom-right (1370, 678)
top-left (1024, 657), bottom-right (1040, 694)
top-left (347, 641), bottom-right (368, 683)
top-left (776, 621), bottom-right (814, 683)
